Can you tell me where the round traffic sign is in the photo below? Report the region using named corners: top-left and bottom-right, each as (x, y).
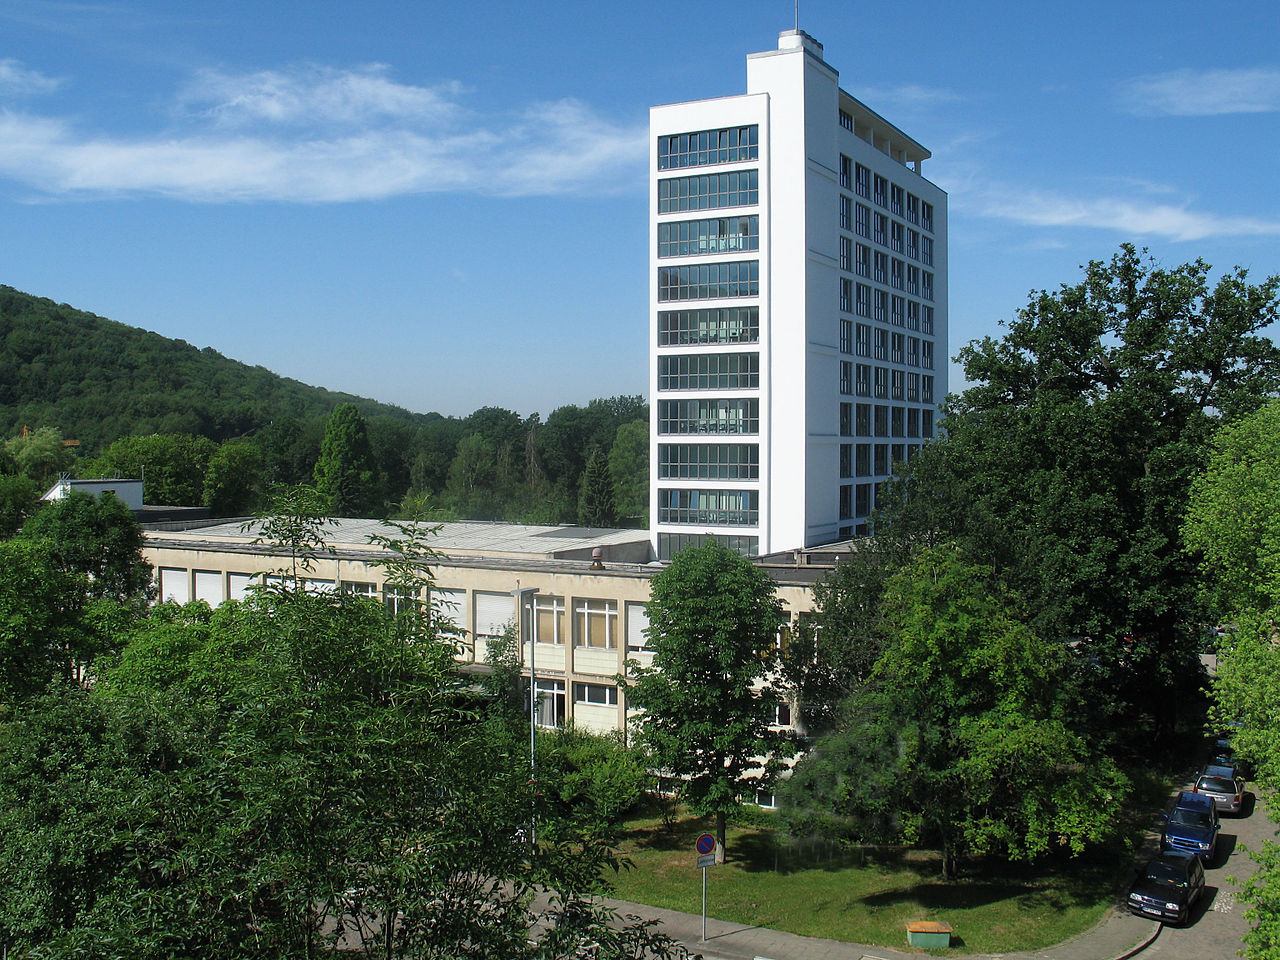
top-left (695, 833), bottom-right (715, 855)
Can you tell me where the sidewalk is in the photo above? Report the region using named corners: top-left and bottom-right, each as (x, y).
top-left (601, 895), bottom-right (1162, 960)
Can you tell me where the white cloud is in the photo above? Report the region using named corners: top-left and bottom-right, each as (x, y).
top-left (852, 83), bottom-right (959, 112)
top-left (0, 64), bottom-right (647, 202)
top-left (963, 183), bottom-right (1280, 242)
top-left (0, 58), bottom-right (61, 95)
top-left (1121, 67), bottom-right (1280, 116)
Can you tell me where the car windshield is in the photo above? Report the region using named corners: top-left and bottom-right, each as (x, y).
top-left (1146, 862), bottom-right (1188, 886)
top-left (1205, 764), bottom-right (1236, 779)
top-left (1198, 777), bottom-right (1236, 793)
top-left (1169, 808), bottom-right (1211, 828)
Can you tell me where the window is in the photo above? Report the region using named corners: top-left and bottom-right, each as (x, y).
top-left (922, 305), bottom-right (934, 335)
top-left (658, 307), bottom-right (759, 345)
top-left (839, 236), bottom-right (853, 272)
top-left (922, 340), bottom-right (934, 369)
top-left (874, 443), bottom-right (888, 474)
top-left (923, 409), bottom-right (934, 437)
top-left (856, 283), bottom-right (872, 318)
top-left (855, 322), bottom-right (871, 357)
top-left (923, 376), bottom-right (935, 403)
top-left (840, 278), bottom-right (853, 313)
top-left (658, 443), bottom-right (759, 480)
top-left (840, 402), bottom-right (853, 436)
top-left (874, 366), bottom-right (888, 399)
top-left (342, 580), bottom-right (376, 597)
top-left (855, 443), bottom-right (871, 477)
top-left (658, 261), bottom-right (759, 300)
top-left (890, 183), bottom-right (904, 216)
top-left (575, 598), bottom-right (617, 649)
top-left (874, 327), bottom-right (888, 360)
top-left (658, 170), bottom-right (759, 212)
top-left (658, 352), bottom-right (760, 390)
top-left (874, 405), bottom-right (889, 436)
top-left (907, 336), bottom-right (920, 367)
top-left (839, 483), bottom-right (853, 520)
top-left (873, 251), bottom-right (887, 284)
top-left (873, 212), bottom-right (888, 246)
top-left (855, 363), bottom-right (871, 397)
top-left (906, 300), bottom-right (920, 330)
top-left (921, 235), bottom-right (933, 266)
top-left (874, 289), bottom-right (888, 322)
top-left (906, 228), bottom-right (919, 260)
top-left (658, 533), bottom-right (757, 560)
top-left (907, 371), bottom-right (920, 402)
top-left (658, 488), bottom-right (759, 526)
top-left (854, 163), bottom-right (871, 198)
top-left (856, 403), bottom-right (872, 436)
top-left (840, 194), bottom-right (852, 230)
top-left (534, 594), bottom-right (566, 644)
top-left (534, 678), bottom-right (566, 727)
top-left (892, 442), bottom-right (905, 463)
top-left (575, 682), bottom-right (619, 706)
top-left (855, 202), bottom-right (870, 238)
top-left (840, 318), bottom-right (853, 354)
top-left (855, 483), bottom-right (871, 517)
top-left (906, 265), bottom-right (920, 296)
top-left (891, 369), bottom-right (905, 400)
top-left (658, 398), bottom-right (759, 435)
top-left (840, 443), bottom-right (852, 478)
top-left (921, 201), bottom-right (934, 232)
top-left (906, 193), bottom-right (920, 224)
top-left (907, 407), bottom-right (920, 437)
top-left (891, 220), bottom-right (904, 254)
top-left (891, 295), bottom-right (905, 327)
top-left (657, 125), bottom-right (758, 169)
top-left (839, 154), bottom-right (852, 189)
top-left (839, 109), bottom-right (854, 132)
top-left (890, 258), bottom-right (904, 291)
top-left (658, 216), bottom-right (759, 257)
top-left (892, 406), bottom-right (905, 436)
top-left (772, 701), bottom-right (793, 727)
top-left (840, 361), bottom-right (853, 395)
top-left (384, 586), bottom-right (421, 617)
top-left (891, 333), bottom-right (904, 364)
top-left (855, 242), bottom-right (870, 277)
top-left (873, 174), bottom-right (887, 208)
top-left (923, 271), bottom-right (934, 301)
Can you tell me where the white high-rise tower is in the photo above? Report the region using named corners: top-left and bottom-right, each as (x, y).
top-left (649, 30), bottom-right (948, 560)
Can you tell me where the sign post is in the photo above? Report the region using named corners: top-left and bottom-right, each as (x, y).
top-left (695, 833), bottom-right (717, 941)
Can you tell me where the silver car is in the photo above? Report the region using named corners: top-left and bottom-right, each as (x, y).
top-left (1195, 769), bottom-right (1245, 815)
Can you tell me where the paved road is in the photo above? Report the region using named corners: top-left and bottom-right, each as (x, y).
top-left (1137, 787), bottom-right (1271, 960)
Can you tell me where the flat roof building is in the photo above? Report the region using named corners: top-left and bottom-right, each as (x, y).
top-left (650, 30), bottom-right (948, 559)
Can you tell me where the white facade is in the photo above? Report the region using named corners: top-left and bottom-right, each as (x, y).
top-left (649, 30), bottom-right (948, 559)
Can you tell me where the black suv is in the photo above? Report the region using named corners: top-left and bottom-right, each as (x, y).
top-left (1127, 851), bottom-right (1206, 924)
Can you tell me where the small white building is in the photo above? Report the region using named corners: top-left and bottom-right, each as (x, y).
top-left (42, 477), bottom-right (144, 511)
top-left (649, 29), bottom-right (948, 559)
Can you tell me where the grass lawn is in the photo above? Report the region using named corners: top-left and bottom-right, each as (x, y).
top-left (605, 809), bottom-right (1127, 954)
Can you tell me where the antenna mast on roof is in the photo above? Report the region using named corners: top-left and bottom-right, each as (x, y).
top-left (794, 0), bottom-right (799, 31)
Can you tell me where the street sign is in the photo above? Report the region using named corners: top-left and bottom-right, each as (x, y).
top-left (696, 853), bottom-right (716, 869)
top-left (695, 833), bottom-right (716, 855)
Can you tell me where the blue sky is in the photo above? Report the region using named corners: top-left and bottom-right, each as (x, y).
top-left (2, 0), bottom-right (1277, 418)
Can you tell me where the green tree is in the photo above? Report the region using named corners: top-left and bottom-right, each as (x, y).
top-left (247, 483), bottom-right (337, 591)
top-left (627, 540), bottom-right (790, 854)
top-left (203, 438), bottom-right (268, 516)
top-left (0, 473), bottom-right (39, 538)
top-left (3, 426), bottom-right (76, 485)
top-left (83, 433), bottom-right (217, 506)
top-left (20, 490), bottom-right (153, 603)
top-left (314, 403), bottom-right (383, 517)
top-left (0, 541), bottom-right (94, 699)
top-left (782, 544), bottom-right (1128, 879)
top-left (577, 447), bottom-right (617, 527)
top-left (608, 419), bottom-right (649, 525)
top-left (444, 433), bottom-right (497, 518)
top-left (879, 246), bottom-right (1280, 739)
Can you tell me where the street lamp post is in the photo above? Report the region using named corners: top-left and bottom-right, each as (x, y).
top-left (512, 584), bottom-right (540, 839)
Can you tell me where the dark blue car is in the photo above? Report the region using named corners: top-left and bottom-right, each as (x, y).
top-left (1161, 791), bottom-right (1220, 862)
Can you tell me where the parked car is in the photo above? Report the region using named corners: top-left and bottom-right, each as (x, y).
top-left (1161, 791), bottom-right (1220, 862)
top-left (1195, 766), bottom-right (1246, 815)
top-left (1127, 851), bottom-right (1206, 924)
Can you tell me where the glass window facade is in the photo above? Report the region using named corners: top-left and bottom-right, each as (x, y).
top-left (658, 261), bottom-right (759, 300)
top-left (658, 307), bottom-right (758, 345)
top-left (574, 598), bottom-right (617, 649)
top-left (658, 398), bottom-right (759, 435)
top-left (658, 170), bottom-right (758, 212)
top-left (658, 443), bottom-right (760, 479)
top-left (658, 532), bottom-right (757, 560)
top-left (658, 488), bottom-right (759, 526)
top-left (657, 125), bottom-right (758, 169)
top-left (658, 352), bottom-right (759, 390)
top-left (658, 216), bottom-right (759, 257)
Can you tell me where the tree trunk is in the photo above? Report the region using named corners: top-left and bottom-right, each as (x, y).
top-left (716, 810), bottom-right (727, 863)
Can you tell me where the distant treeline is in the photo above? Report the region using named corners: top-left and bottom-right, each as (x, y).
top-left (0, 286), bottom-right (647, 525)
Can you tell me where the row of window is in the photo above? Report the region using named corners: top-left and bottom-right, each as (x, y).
top-left (658, 532), bottom-right (758, 560)
top-left (839, 402), bottom-right (935, 438)
top-left (658, 216), bottom-right (759, 258)
top-left (839, 322), bottom-right (936, 367)
top-left (657, 352), bottom-right (759, 391)
top-left (658, 261), bottom-right (759, 301)
top-left (658, 170), bottom-right (759, 213)
top-left (841, 236), bottom-right (933, 278)
top-left (657, 125), bottom-right (758, 170)
top-left (843, 199), bottom-right (936, 266)
top-left (840, 363), bottom-right (932, 403)
top-left (658, 443), bottom-right (760, 480)
top-left (841, 280), bottom-right (936, 321)
top-left (839, 156), bottom-right (935, 232)
top-left (657, 398), bottom-right (758, 435)
top-left (658, 488), bottom-right (759, 526)
top-left (840, 441), bottom-right (926, 478)
top-left (658, 307), bottom-right (759, 346)
top-left (526, 595), bottom-right (618, 649)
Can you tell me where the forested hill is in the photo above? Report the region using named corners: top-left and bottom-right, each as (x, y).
top-left (0, 285), bottom-right (430, 452)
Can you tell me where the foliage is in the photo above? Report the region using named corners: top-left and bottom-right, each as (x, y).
top-left (609, 418), bottom-right (649, 525)
top-left (19, 490), bottom-right (153, 603)
top-left (627, 540), bottom-right (791, 854)
top-left (782, 544), bottom-right (1128, 879)
top-left (1184, 397), bottom-right (1280, 614)
top-left (879, 246), bottom-right (1280, 740)
top-left (202, 437), bottom-right (268, 516)
top-left (537, 726), bottom-right (651, 832)
top-left (3, 426), bottom-right (76, 484)
top-left (82, 432), bottom-right (217, 506)
top-left (0, 473), bottom-right (39, 538)
top-left (578, 447), bottom-right (618, 527)
top-left (0, 541), bottom-right (94, 699)
top-left (314, 402), bottom-right (383, 517)
top-left (246, 483), bottom-right (337, 590)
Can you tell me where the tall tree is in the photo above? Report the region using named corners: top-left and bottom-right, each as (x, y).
top-left (879, 246), bottom-right (1280, 739)
top-left (628, 540), bottom-right (790, 854)
top-left (314, 403), bottom-right (383, 517)
top-left (203, 438), bottom-right (268, 516)
top-left (83, 433), bottom-right (217, 506)
top-left (608, 419), bottom-right (649, 526)
top-left (20, 490), bottom-right (153, 603)
top-left (0, 473), bottom-right (39, 538)
top-left (577, 448), bottom-right (618, 527)
top-left (3, 426), bottom-right (76, 485)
